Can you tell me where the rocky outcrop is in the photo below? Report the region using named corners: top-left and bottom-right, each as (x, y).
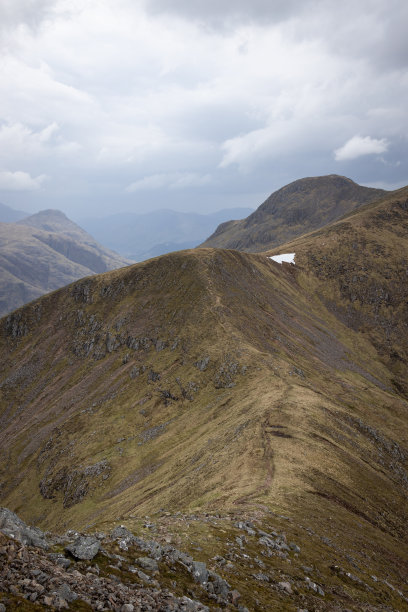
top-left (39, 460), bottom-right (111, 508)
top-left (2, 508), bottom-right (406, 610)
top-left (0, 512), bottom-right (227, 611)
top-left (0, 508), bottom-right (49, 550)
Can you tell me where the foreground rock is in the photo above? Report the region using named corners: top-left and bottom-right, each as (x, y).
top-left (0, 507), bottom-right (49, 549)
top-left (0, 531), bottom-right (209, 611)
top-left (1, 508), bottom-right (407, 610)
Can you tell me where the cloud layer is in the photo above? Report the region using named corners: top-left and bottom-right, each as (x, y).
top-left (0, 0), bottom-right (407, 216)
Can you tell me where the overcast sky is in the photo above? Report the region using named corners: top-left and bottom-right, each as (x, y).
top-left (0, 0), bottom-right (407, 218)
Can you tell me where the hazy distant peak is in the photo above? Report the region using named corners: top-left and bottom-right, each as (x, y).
top-left (18, 208), bottom-right (73, 226)
top-left (17, 208), bottom-right (97, 244)
top-left (27, 209), bottom-right (70, 219)
top-left (0, 202), bottom-right (29, 223)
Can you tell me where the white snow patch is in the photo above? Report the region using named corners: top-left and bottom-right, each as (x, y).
top-left (269, 253), bottom-right (296, 265)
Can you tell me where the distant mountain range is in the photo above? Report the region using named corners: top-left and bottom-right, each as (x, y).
top-left (79, 207), bottom-right (254, 261)
top-left (0, 201), bottom-right (28, 223)
top-left (0, 176), bottom-right (391, 319)
top-left (0, 209), bottom-right (131, 317)
top-left (201, 175), bottom-right (385, 251)
top-left (0, 204), bottom-right (254, 317)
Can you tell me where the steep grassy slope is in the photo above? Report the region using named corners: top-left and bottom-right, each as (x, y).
top-left (0, 239), bottom-right (407, 606)
top-left (201, 175), bottom-right (385, 251)
top-left (1, 189), bottom-right (408, 607)
top-left (0, 216), bottom-right (131, 317)
top-left (268, 185), bottom-right (408, 396)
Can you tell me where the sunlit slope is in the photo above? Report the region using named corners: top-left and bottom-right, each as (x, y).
top-left (0, 242), bottom-right (406, 566)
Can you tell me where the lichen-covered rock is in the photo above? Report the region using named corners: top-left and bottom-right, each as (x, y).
top-left (65, 535), bottom-right (100, 560)
top-left (195, 356), bottom-right (209, 371)
top-left (191, 561), bottom-right (209, 585)
top-left (137, 556), bottom-right (159, 572)
top-left (111, 525), bottom-right (135, 541)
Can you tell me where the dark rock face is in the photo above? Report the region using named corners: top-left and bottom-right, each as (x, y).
top-left (65, 535), bottom-right (100, 560)
top-left (39, 459), bottom-right (111, 508)
top-left (0, 507), bottom-right (48, 550)
top-left (4, 312), bottom-right (29, 338)
top-left (214, 359), bottom-right (238, 388)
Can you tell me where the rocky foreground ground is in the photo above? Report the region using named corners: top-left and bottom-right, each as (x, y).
top-left (1, 507), bottom-right (407, 611)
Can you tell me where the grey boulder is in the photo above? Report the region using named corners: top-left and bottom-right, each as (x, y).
top-left (0, 507), bottom-right (49, 549)
top-left (137, 556), bottom-right (159, 572)
top-left (191, 561), bottom-right (209, 584)
top-left (66, 535), bottom-right (100, 560)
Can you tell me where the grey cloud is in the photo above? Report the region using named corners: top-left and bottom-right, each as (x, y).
top-left (296, 0), bottom-right (408, 72)
top-left (0, 0), bottom-right (55, 31)
top-left (144, 0), bottom-right (311, 27)
top-left (146, 0), bottom-right (408, 72)
top-left (0, 0), bottom-right (407, 220)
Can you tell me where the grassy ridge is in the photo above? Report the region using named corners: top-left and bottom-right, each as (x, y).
top-left (0, 190), bottom-right (408, 606)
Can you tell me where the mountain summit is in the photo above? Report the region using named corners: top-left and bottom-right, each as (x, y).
top-left (18, 208), bottom-right (110, 247)
top-left (200, 175), bottom-right (385, 251)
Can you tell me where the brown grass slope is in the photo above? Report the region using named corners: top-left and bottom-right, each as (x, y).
top-left (268, 185), bottom-right (408, 397)
top-left (0, 215), bottom-right (131, 317)
top-left (201, 174), bottom-right (385, 252)
top-left (0, 211), bottom-right (408, 607)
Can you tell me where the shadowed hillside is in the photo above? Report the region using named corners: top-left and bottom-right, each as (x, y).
top-left (201, 175), bottom-right (385, 252)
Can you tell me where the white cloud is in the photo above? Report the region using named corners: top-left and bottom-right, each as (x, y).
top-left (334, 135), bottom-right (389, 161)
top-left (126, 172), bottom-right (211, 192)
top-left (0, 170), bottom-right (48, 191)
top-left (126, 174), bottom-right (169, 191)
top-left (169, 172), bottom-right (211, 189)
top-left (0, 121), bottom-right (81, 164)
